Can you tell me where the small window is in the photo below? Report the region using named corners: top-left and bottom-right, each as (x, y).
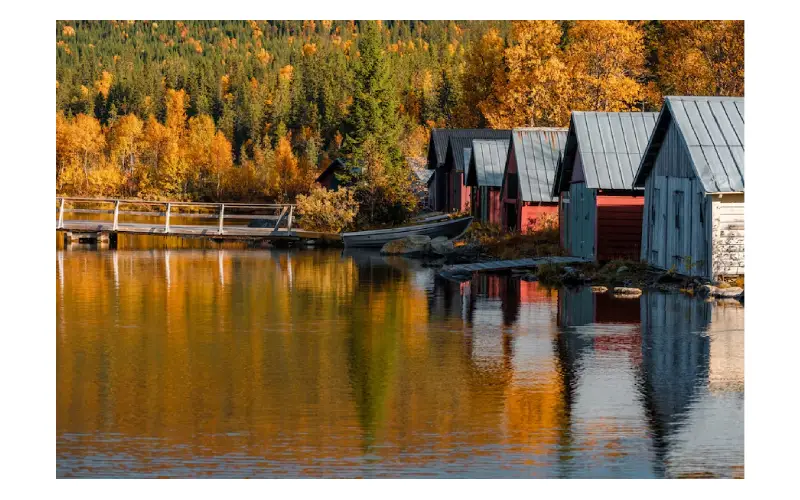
top-left (674, 191), bottom-right (684, 230)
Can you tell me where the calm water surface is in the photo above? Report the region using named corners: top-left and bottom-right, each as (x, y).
top-left (56, 246), bottom-right (744, 478)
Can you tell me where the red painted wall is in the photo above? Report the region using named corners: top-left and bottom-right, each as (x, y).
top-left (488, 189), bottom-right (502, 225)
top-left (520, 204), bottom-right (559, 234)
top-left (596, 195), bottom-right (644, 261)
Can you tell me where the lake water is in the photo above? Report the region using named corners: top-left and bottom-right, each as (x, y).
top-left (56, 245), bottom-right (744, 478)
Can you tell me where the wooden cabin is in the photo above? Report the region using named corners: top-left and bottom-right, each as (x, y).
top-left (500, 128), bottom-right (567, 233)
top-left (427, 129), bottom-right (511, 212)
top-left (466, 139), bottom-right (509, 224)
top-left (634, 96), bottom-right (744, 278)
top-left (553, 112), bottom-right (658, 262)
top-left (315, 158), bottom-right (348, 191)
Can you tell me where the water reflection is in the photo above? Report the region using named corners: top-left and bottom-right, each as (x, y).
top-left (56, 245), bottom-right (743, 478)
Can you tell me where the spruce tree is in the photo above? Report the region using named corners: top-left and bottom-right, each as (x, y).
top-left (341, 20), bottom-right (402, 170)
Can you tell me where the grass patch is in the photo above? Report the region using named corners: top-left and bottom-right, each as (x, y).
top-left (462, 221), bottom-right (565, 260)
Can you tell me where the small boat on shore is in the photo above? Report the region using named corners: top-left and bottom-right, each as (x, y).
top-left (341, 216), bottom-right (473, 248)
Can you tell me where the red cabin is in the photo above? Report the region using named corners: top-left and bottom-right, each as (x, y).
top-left (500, 128), bottom-right (567, 233)
top-left (553, 112), bottom-right (658, 262)
top-left (466, 139), bottom-right (509, 225)
top-left (426, 129), bottom-right (511, 213)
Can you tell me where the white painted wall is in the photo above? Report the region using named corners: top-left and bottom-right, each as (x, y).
top-left (711, 193), bottom-right (744, 277)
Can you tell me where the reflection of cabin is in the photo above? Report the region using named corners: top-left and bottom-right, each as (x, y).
top-left (426, 129), bottom-right (511, 212)
top-left (553, 112), bottom-right (658, 262)
top-left (466, 139), bottom-right (509, 224)
top-left (315, 158), bottom-right (353, 191)
top-left (556, 287), bottom-right (641, 328)
top-left (501, 128), bottom-right (567, 233)
top-left (634, 96), bottom-right (744, 278)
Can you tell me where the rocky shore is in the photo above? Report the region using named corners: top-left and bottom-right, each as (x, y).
top-left (380, 234), bottom-right (743, 302)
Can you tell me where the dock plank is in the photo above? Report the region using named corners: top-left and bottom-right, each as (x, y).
top-left (439, 256), bottom-right (589, 279)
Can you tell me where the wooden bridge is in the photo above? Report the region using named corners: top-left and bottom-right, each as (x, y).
top-left (55, 197), bottom-right (340, 245)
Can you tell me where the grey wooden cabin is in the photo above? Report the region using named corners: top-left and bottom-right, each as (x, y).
top-left (634, 96), bottom-right (744, 278)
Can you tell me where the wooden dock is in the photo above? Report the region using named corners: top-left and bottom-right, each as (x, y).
top-left (56, 197), bottom-right (340, 245)
top-left (439, 256), bottom-right (590, 280)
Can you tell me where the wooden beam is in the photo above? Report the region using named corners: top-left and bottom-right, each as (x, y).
top-left (273, 206), bottom-right (288, 231)
top-left (218, 204), bottom-right (225, 234)
top-left (165, 203), bottom-right (171, 233)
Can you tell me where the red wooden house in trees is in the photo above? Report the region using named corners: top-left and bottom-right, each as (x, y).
top-left (466, 139), bottom-right (509, 225)
top-left (500, 128), bottom-right (567, 233)
top-left (552, 112), bottom-right (658, 262)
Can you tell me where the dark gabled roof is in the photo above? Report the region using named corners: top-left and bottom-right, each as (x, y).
top-left (554, 111), bottom-right (659, 196)
top-left (633, 96), bottom-right (744, 193)
top-left (315, 158), bottom-right (346, 183)
top-left (467, 139), bottom-right (510, 188)
top-left (427, 128), bottom-right (511, 170)
top-left (505, 128), bottom-right (568, 203)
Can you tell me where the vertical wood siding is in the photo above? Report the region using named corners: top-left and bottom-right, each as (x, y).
top-left (652, 121), bottom-right (696, 179)
top-left (642, 175), bottom-right (712, 276)
top-left (566, 182), bottom-right (596, 259)
top-left (711, 194), bottom-right (745, 276)
top-left (596, 195), bottom-right (644, 261)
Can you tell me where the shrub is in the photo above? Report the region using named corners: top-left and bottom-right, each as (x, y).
top-left (296, 186), bottom-right (359, 233)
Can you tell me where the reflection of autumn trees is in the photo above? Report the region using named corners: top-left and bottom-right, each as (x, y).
top-left (57, 250), bottom-right (742, 477)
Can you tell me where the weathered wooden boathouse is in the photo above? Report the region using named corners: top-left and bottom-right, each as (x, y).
top-left (500, 128), bottom-right (567, 233)
top-left (426, 129), bottom-right (511, 212)
top-left (553, 112), bottom-right (658, 262)
top-left (466, 139), bottom-right (509, 224)
top-left (634, 96), bottom-right (744, 278)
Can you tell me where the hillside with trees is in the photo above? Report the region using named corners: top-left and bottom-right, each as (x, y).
top-left (56, 20), bottom-right (743, 221)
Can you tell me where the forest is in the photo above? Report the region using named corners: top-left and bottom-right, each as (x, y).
top-left (56, 20), bottom-right (744, 221)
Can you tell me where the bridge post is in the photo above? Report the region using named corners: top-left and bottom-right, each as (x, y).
top-left (287, 206), bottom-right (294, 233)
top-left (112, 200), bottom-right (120, 231)
top-left (165, 203), bottom-right (171, 233)
top-left (57, 198), bottom-right (65, 229)
top-left (218, 204), bottom-right (225, 235)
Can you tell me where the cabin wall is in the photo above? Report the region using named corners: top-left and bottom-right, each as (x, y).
top-left (641, 121), bottom-right (716, 276)
top-left (488, 188), bottom-right (502, 225)
top-left (596, 195), bottom-right (644, 261)
top-left (711, 194), bottom-right (744, 277)
top-left (427, 173), bottom-right (437, 210)
top-left (565, 181), bottom-right (596, 260)
top-left (642, 175), bottom-right (711, 276)
top-left (520, 204), bottom-right (558, 234)
top-left (501, 148), bottom-right (519, 230)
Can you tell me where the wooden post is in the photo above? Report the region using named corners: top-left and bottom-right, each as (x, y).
top-left (287, 206), bottom-right (294, 233)
top-left (165, 203), bottom-right (171, 233)
top-left (57, 198), bottom-right (65, 229)
top-left (218, 204), bottom-right (225, 234)
top-left (113, 200), bottom-right (120, 231)
top-left (273, 206), bottom-right (288, 231)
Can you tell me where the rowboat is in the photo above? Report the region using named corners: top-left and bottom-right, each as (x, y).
top-left (341, 216), bottom-right (473, 248)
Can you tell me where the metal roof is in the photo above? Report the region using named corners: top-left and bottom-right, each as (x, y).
top-left (555, 111), bottom-right (659, 195)
top-left (633, 96), bottom-right (744, 193)
top-left (466, 139), bottom-right (510, 188)
top-left (427, 128), bottom-right (511, 170)
top-left (507, 128), bottom-right (568, 203)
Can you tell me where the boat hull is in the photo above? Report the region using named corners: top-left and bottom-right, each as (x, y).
top-left (341, 217), bottom-right (473, 248)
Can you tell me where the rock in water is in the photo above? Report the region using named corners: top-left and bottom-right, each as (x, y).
top-left (591, 286), bottom-right (608, 294)
top-left (380, 235), bottom-right (432, 256)
top-left (430, 236), bottom-right (455, 255)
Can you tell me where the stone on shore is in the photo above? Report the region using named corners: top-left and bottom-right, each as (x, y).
top-left (430, 236), bottom-right (455, 255)
top-left (380, 235), bottom-right (431, 256)
top-left (699, 285), bottom-right (744, 299)
top-left (612, 287), bottom-right (642, 297)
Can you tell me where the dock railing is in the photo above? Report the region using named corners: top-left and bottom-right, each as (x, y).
top-left (55, 197), bottom-right (296, 235)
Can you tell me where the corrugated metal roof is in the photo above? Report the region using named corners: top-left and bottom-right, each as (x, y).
top-left (508, 128), bottom-right (568, 203)
top-left (555, 111), bottom-right (659, 194)
top-left (427, 128), bottom-right (511, 170)
top-left (466, 139), bottom-right (510, 188)
top-left (633, 96), bottom-right (744, 193)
